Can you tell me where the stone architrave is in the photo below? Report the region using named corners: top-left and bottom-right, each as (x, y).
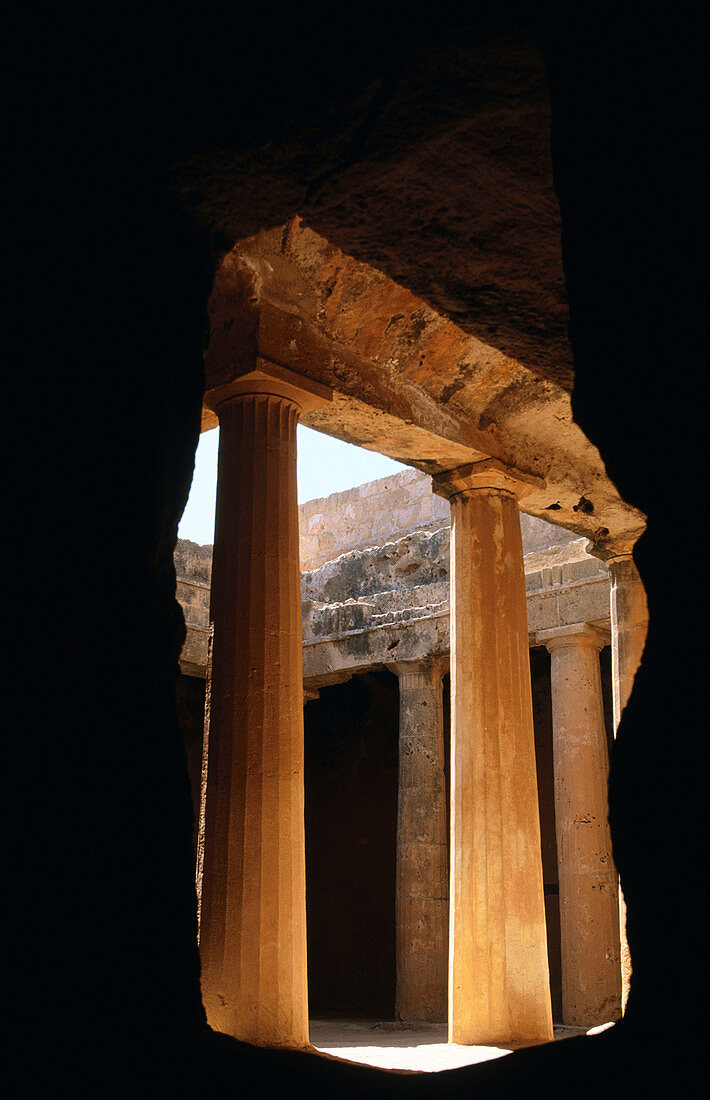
top-left (198, 362), bottom-right (330, 1049)
top-left (538, 623), bottom-right (621, 1026)
top-left (390, 657), bottom-right (449, 1023)
top-left (433, 460), bottom-right (553, 1047)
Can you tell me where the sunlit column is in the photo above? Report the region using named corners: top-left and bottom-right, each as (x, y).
top-left (198, 362), bottom-right (330, 1048)
top-left (538, 623), bottom-right (621, 1026)
top-left (433, 460), bottom-right (553, 1047)
top-left (391, 657), bottom-right (448, 1023)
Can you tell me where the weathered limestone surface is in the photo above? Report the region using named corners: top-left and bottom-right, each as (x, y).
top-left (177, 471), bottom-right (611, 686)
top-left (186, 31), bottom-right (570, 390)
top-left (538, 624), bottom-right (621, 1027)
top-left (198, 388), bottom-right (309, 1049)
top-left (174, 538), bottom-right (213, 585)
top-left (202, 223), bottom-right (646, 556)
top-left (175, 541), bottom-right (212, 677)
top-left (300, 468), bottom-right (449, 572)
top-left (299, 532), bottom-right (609, 689)
top-left (299, 466), bottom-right (581, 572)
top-left (436, 466), bottom-right (553, 1046)
top-left (391, 658), bottom-right (449, 1023)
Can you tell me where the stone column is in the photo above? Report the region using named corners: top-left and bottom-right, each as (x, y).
top-left (608, 553), bottom-right (649, 735)
top-left (433, 460), bottom-right (553, 1047)
top-left (538, 624), bottom-right (621, 1026)
top-left (391, 657), bottom-right (448, 1023)
top-left (198, 362), bottom-right (330, 1049)
top-left (607, 548), bottom-right (649, 1011)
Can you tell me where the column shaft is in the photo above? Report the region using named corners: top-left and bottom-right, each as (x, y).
top-left (541, 626), bottom-right (621, 1026)
top-left (393, 660), bottom-right (448, 1023)
top-left (448, 487), bottom-right (552, 1045)
top-left (608, 553), bottom-right (649, 1011)
top-left (199, 392), bottom-right (308, 1048)
top-left (609, 555), bottom-right (649, 733)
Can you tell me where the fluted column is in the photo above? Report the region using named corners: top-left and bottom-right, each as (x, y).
top-left (608, 548), bottom-right (649, 1011)
top-left (538, 624), bottom-right (621, 1026)
top-left (198, 363), bottom-right (330, 1048)
top-left (391, 657), bottom-right (448, 1023)
top-left (433, 460), bottom-right (553, 1047)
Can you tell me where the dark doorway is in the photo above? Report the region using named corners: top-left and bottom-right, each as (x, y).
top-left (304, 670), bottom-right (399, 1019)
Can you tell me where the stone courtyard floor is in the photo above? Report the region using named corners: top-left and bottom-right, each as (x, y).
top-left (309, 1018), bottom-right (594, 1073)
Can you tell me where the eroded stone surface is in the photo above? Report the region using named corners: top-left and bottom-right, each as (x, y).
top-left (298, 467), bottom-right (582, 572)
top-left (182, 29), bottom-right (570, 386)
top-left (203, 224), bottom-right (646, 554)
top-left (176, 469), bottom-right (611, 681)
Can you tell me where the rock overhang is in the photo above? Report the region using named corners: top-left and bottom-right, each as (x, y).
top-left (202, 223), bottom-right (645, 555)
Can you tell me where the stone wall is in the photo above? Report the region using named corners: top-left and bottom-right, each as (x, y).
top-left (176, 467), bottom-right (585, 591)
top-left (300, 532), bottom-right (609, 688)
top-left (297, 468), bottom-right (580, 573)
top-left (175, 540), bottom-right (212, 677)
top-left (298, 469), bottom-right (449, 571)
top-left (175, 468), bottom-right (608, 681)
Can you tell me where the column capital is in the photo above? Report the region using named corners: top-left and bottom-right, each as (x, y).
top-left (431, 458), bottom-right (544, 503)
top-left (585, 533), bottom-right (643, 565)
top-left (390, 655), bottom-right (448, 682)
top-left (303, 685), bottom-right (320, 703)
top-left (204, 358), bottom-right (333, 417)
top-left (537, 622), bottom-right (609, 652)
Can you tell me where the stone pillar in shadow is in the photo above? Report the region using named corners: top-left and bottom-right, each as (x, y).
top-left (198, 362), bottom-right (330, 1048)
top-left (391, 657), bottom-right (449, 1023)
top-left (607, 547), bottom-right (649, 1011)
top-left (608, 553), bottom-right (649, 735)
top-left (538, 623), bottom-right (621, 1026)
top-left (433, 460), bottom-right (553, 1047)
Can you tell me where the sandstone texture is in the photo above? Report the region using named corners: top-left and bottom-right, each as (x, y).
top-left (181, 30), bottom-right (570, 385)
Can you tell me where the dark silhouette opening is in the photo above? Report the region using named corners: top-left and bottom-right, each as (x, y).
top-left (305, 671), bottom-right (399, 1019)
